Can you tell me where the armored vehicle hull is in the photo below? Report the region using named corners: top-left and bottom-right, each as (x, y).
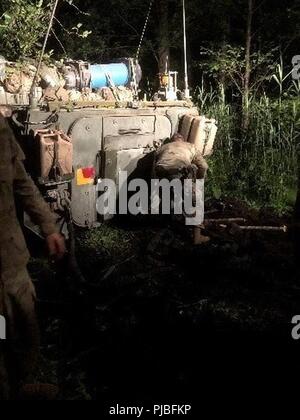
top-left (15, 101), bottom-right (198, 230)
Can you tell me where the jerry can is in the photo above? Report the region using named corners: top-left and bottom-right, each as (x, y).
top-left (34, 129), bottom-right (73, 183)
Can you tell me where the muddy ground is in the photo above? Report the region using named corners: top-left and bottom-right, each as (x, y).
top-left (27, 199), bottom-right (300, 405)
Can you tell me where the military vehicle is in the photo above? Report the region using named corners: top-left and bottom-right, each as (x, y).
top-left (0, 0), bottom-right (217, 234)
top-left (0, 55), bottom-right (217, 233)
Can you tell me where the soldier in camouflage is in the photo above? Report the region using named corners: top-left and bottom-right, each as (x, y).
top-left (154, 133), bottom-right (208, 181)
top-left (153, 133), bottom-right (210, 244)
top-left (0, 106), bottom-right (66, 399)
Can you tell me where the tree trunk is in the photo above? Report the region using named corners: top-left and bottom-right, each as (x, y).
top-left (157, 0), bottom-right (170, 73)
top-left (243, 0), bottom-right (253, 131)
top-left (219, 14), bottom-right (231, 97)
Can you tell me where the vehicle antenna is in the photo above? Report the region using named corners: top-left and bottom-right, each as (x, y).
top-left (29, 0), bottom-right (60, 107)
top-left (183, 0), bottom-right (190, 99)
top-left (136, 0), bottom-right (155, 61)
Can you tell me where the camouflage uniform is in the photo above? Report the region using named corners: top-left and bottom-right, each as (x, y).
top-left (0, 115), bottom-right (58, 397)
top-left (152, 138), bottom-right (208, 221)
top-left (154, 140), bottom-right (208, 180)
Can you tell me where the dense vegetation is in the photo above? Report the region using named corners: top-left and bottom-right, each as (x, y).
top-left (0, 0), bottom-right (299, 213)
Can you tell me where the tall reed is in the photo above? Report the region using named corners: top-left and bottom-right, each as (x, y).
top-left (195, 79), bottom-right (300, 213)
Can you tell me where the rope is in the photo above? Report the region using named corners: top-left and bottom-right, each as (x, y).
top-left (135, 0), bottom-right (155, 61)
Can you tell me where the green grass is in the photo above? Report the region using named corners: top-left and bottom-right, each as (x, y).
top-left (196, 88), bottom-right (300, 214)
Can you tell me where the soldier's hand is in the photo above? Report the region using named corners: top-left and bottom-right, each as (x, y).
top-left (0, 105), bottom-right (12, 118)
top-left (46, 233), bottom-right (66, 260)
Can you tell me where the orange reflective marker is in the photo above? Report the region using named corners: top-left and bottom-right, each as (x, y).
top-left (76, 167), bottom-right (96, 186)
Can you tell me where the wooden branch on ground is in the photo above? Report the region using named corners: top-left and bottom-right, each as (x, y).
top-left (236, 225), bottom-right (288, 233)
top-left (204, 218), bottom-right (247, 224)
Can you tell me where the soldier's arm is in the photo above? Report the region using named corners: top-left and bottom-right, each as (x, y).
top-left (0, 109), bottom-right (65, 257)
top-left (192, 150), bottom-right (208, 179)
top-left (11, 138), bottom-right (59, 237)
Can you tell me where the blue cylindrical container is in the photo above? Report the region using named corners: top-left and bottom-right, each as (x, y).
top-left (90, 63), bottom-right (129, 89)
